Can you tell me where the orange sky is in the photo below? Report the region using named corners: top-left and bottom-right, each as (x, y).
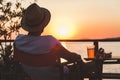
top-left (36, 0), bottom-right (120, 39)
top-left (8, 0), bottom-right (120, 40)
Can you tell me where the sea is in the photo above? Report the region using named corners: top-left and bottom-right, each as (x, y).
top-left (60, 42), bottom-right (120, 80)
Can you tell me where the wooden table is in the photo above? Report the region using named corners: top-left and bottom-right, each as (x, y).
top-left (61, 59), bottom-right (103, 80)
top-left (84, 57), bottom-right (120, 80)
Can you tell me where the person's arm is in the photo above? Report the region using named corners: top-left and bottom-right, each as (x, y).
top-left (52, 43), bottom-right (97, 73)
top-left (52, 43), bottom-right (82, 62)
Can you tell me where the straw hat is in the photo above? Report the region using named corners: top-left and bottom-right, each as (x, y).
top-left (21, 3), bottom-right (51, 32)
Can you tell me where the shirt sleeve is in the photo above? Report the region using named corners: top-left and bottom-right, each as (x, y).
top-left (48, 35), bottom-right (61, 49)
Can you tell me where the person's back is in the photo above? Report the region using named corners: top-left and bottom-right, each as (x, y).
top-left (14, 35), bottom-right (62, 80)
top-left (13, 3), bottom-right (83, 80)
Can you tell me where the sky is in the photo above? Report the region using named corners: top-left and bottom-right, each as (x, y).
top-left (12, 0), bottom-right (120, 39)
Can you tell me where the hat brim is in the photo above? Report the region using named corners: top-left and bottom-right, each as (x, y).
top-left (21, 8), bottom-right (51, 32)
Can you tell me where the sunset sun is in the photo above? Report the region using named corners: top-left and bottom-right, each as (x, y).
top-left (47, 16), bottom-right (78, 39)
top-left (58, 26), bottom-right (69, 36)
top-left (49, 25), bottom-right (76, 39)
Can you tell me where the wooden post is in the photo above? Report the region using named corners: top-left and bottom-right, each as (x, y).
top-left (93, 41), bottom-right (99, 56)
top-left (94, 41), bottom-right (103, 80)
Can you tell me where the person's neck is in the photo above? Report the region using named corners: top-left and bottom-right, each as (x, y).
top-left (28, 32), bottom-right (41, 36)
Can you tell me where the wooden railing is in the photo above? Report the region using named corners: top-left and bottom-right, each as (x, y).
top-left (60, 38), bottom-right (120, 55)
top-left (0, 39), bottom-right (120, 80)
top-left (1, 38), bottom-right (120, 52)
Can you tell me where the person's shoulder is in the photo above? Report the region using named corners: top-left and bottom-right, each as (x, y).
top-left (14, 34), bottom-right (26, 44)
top-left (43, 35), bottom-right (58, 40)
top-left (15, 34), bottom-right (25, 40)
top-left (43, 35), bottom-right (60, 43)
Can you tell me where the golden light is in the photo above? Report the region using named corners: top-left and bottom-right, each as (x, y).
top-left (49, 17), bottom-right (77, 39)
top-left (61, 42), bottom-right (67, 48)
top-left (59, 27), bottom-right (68, 36)
top-left (50, 25), bottom-right (76, 39)
top-left (57, 26), bottom-right (69, 37)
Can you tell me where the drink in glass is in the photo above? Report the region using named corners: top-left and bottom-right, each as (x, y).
top-left (87, 46), bottom-right (95, 58)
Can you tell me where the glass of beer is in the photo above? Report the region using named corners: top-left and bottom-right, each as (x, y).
top-left (87, 45), bottom-right (95, 58)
